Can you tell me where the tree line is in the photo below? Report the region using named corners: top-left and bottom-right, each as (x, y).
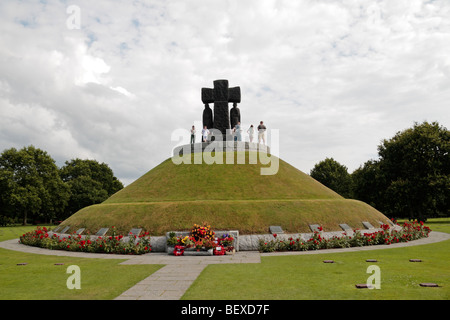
top-left (310, 121), bottom-right (449, 221)
top-left (0, 146), bottom-right (123, 225)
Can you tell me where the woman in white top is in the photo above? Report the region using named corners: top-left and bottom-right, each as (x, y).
top-left (247, 125), bottom-right (254, 143)
top-left (201, 126), bottom-right (210, 142)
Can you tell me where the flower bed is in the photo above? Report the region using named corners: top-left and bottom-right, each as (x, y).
top-left (166, 224), bottom-right (235, 256)
top-left (258, 221), bottom-right (431, 253)
top-left (19, 226), bottom-right (151, 255)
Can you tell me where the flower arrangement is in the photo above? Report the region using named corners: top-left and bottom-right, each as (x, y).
top-left (171, 223), bottom-right (229, 256)
top-left (258, 221), bottom-right (431, 252)
top-left (173, 244), bottom-right (185, 256)
top-left (167, 232), bottom-right (178, 246)
top-left (20, 226), bottom-right (152, 255)
top-left (219, 233), bottom-right (234, 247)
top-left (190, 223), bottom-right (215, 242)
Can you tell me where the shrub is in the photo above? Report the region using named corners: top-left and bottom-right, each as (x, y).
top-left (19, 226), bottom-right (151, 255)
top-left (258, 221), bottom-right (431, 252)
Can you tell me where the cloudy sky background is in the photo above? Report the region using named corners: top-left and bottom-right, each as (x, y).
top-left (1, 0), bottom-right (449, 186)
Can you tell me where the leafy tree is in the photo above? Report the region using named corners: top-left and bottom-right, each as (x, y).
top-left (352, 121), bottom-right (449, 221)
top-left (60, 159), bottom-right (123, 217)
top-left (0, 146), bottom-right (69, 224)
top-left (310, 157), bottom-right (353, 198)
top-left (377, 121), bottom-right (449, 220)
top-left (351, 160), bottom-right (386, 209)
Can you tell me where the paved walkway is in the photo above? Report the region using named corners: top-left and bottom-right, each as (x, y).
top-left (1, 231), bottom-right (449, 300)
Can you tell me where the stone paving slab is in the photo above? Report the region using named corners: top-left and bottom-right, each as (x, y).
top-left (115, 264), bottom-right (207, 300)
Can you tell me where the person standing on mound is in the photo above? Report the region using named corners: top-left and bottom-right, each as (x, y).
top-left (257, 121), bottom-right (266, 145)
top-left (190, 125), bottom-right (196, 144)
top-left (247, 125), bottom-right (254, 143)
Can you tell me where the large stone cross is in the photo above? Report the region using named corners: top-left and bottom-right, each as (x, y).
top-left (201, 79), bottom-right (241, 137)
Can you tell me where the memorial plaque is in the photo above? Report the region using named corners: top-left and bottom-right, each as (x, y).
top-left (269, 226), bottom-right (284, 234)
top-left (95, 228), bottom-right (109, 236)
top-left (60, 226), bottom-right (70, 233)
top-left (362, 221), bottom-right (374, 229)
top-left (309, 224), bottom-right (322, 232)
top-left (53, 226), bottom-right (62, 232)
top-left (75, 228), bottom-right (85, 235)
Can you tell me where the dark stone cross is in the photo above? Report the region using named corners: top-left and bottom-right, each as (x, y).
top-left (201, 79), bottom-right (241, 138)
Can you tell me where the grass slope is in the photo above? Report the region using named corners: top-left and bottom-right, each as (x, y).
top-left (61, 152), bottom-right (391, 236)
top-left (105, 152), bottom-right (343, 202)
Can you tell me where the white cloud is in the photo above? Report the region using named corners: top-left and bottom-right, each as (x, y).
top-left (0, 0), bottom-right (449, 185)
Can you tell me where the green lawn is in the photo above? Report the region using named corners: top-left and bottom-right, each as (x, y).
top-left (0, 225), bottom-right (162, 300)
top-left (183, 218), bottom-right (450, 300)
top-left (1, 220), bottom-right (449, 300)
top-left (183, 240), bottom-right (449, 300)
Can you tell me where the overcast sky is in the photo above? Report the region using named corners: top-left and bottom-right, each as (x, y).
top-left (1, 0), bottom-right (449, 186)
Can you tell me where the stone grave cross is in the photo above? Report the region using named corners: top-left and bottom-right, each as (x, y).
top-left (201, 79), bottom-right (241, 137)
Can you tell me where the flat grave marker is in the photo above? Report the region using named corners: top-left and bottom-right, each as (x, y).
top-left (420, 283), bottom-right (438, 287)
top-left (129, 228), bottom-right (142, 236)
top-left (60, 226), bottom-right (70, 233)
top-left (269, 226), bottom-right (283, 234)
top-left (339, 223), bottom-right (352, 231)
top-left (309, 224), bottom-right (322, 232)
top-left (95, 228), bottom-right (109, 236)
top-left (362, 221), bottom-right (374, 229)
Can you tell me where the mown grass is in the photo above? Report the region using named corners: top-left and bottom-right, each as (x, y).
top-left (0, 225), bottom-right (162, 300)
top-left (60, 152), bottom-right (391, 236)
top-left (105, 153), bottom-right (342, 203)
top-left (61, 198), bottom-right (390, 236)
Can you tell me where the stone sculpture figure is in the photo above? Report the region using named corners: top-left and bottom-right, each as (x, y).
top-left (202, 103), bottom-right (213, 129)
top-left (230, 102), bottom-right (240, 130)
top-left (201, 79), bottom-right (241, 139)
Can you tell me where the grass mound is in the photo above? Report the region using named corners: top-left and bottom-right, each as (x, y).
top-left (60, 152), bottom-right (392, 236)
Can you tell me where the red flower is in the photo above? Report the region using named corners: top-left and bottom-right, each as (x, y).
top-left (273, 233), bottom-right (277, 238)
